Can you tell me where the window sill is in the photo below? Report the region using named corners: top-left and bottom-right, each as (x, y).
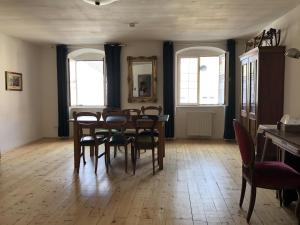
top-left (69, 106), bottom-right (106, 109)
top-left (176, 105), bottom-right (226, 108)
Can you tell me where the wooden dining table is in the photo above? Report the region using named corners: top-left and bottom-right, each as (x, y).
top-left (70, 115), bottom-right (169, 173)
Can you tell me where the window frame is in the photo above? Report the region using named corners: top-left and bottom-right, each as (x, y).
top-left (177, 54), bottom-right (226, 107)
top-left (68, 59), bottom-right (107, 107)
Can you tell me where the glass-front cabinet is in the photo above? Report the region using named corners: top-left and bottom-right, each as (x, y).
top-left (239, 46), bottom-right (285, 160)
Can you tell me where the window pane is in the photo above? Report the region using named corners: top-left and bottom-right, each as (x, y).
top-left (179, 58), bottom-right (198, 104)
top-left (72, 60), bottom-right (104, 106)
top-left (218, 54), bottom-right (225, 104)
top-left (199, 57), bottom-right (220, 104)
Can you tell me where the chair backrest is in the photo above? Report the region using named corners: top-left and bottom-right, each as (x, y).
top-left (141, 106), bottom-right (162, 115)
top-left (103, 111), bottom-right (128, 136)
top-left (122, 109), bottom-right (141, 116)
top-left (73, 111), bottom-right (101, 137)
top-left (102, 108), bottom-right (123, 120)
top-left (134, 115), bottom-right (158, 148)
top-left (233, 119), bottom-right (255, 168)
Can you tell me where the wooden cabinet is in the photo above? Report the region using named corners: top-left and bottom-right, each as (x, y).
top-left (239, 46), bottom-right (285, 159)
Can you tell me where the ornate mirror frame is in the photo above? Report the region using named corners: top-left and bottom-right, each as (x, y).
top-left (127, 56), bottom-right (157, 103)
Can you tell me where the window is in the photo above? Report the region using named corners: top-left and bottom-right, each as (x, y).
top-left (178, 55), bottom-right (225, 105)
top-left (69, 60), bottom-right (105, 106)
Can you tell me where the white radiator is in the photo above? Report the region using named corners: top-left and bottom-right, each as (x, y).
top-left (186, 111), bottom-right (213, 137)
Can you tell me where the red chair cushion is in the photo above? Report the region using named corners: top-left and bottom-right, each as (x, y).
top-left (250, 161), bottom-right (300, 189)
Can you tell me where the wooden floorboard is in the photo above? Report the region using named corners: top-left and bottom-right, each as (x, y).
top-left (0, 139), bottom-right (298, 225)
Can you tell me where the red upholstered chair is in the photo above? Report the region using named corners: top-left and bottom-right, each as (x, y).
top-left (233, 120), bottom-right (300, 223)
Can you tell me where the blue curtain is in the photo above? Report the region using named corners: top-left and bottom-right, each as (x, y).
top-left (223, 39), bottom-right (236, 140)
top-left (163, 41), bottom-right (175, 138)
top-left (56, 45), bottom-right (69, 137)
top-left (105, 44), bottom-right (121, 108)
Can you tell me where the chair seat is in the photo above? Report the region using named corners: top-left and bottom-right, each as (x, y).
top-left (80, 135), bottom-right (106, 145)
top-left (95, 128), bottom-right (118, 135)
top-left (109, 133), bottom-right (133, 145)
top-left (139, 129), bottom-right (159, 137)
top-left (124, 129), bottom-right (136, 136)
top-left (135, 136), bottom-right (158, 148)
top-left (248, 161), bottom-right (300, 189)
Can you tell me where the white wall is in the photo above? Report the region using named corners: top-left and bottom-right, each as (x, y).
top-left (263, 5), bottom-right (300, 117)
top-left (121, 41), bottom-right (163, 109)
top-left (0, 33), bottom-right (42, 152)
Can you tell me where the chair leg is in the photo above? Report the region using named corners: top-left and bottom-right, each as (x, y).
top-left (94, 147), bottom-right (99, 174)
top-left (125, 145), bottom-right (128, 173)
top-left (82, 146), bottom-right (86, 165)
top-left (246, 184), bottom-right (257, 223)
top-left (114, 146), bottom-right (117, 158)
top-left (107, 145), bottom-right (111, 164)
top-left (239, 177), bottom-right (246, 207)
top-left (105, 143), bottom-right (109, 173)
top-left (131, 143), bottom-right (134, 164)
top-left (90, 146), bottom-right (94, 156)
top-left (279, 189), bottom-right (283, 207)
top-left (152, 148), bottom-right (155, 175)
top-left (295, 189), bottom-right (300, 225)
top-left (132, 145), bottom-right (136, 175)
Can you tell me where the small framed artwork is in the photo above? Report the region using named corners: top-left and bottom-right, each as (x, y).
top-left (5, 71), bottom-right (23, 91)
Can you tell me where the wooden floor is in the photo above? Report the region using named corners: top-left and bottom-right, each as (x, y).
top-left (0, 139), bottom-right (298, 225)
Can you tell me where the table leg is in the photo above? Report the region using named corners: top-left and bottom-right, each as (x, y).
top-left (261, 136), bottom-right (270, 162)
top-left (73, 122), bottom-right (80, 173)
top-left (158, 123), bottom-right (164, 170)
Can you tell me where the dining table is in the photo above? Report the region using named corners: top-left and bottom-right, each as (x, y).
top-left (70, 114), bottom-right (169, 173)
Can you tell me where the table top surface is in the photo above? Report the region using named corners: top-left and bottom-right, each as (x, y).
top-left (69, 114), bottom-right (169, 122)
top-left (264, 128), bottom-right (300, 148)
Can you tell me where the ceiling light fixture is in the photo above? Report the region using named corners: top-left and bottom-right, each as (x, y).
top-left (82, 0), bottom-right (119, 6)
top-left (129, 22), bottom-right (138, 28)
top-left (285, 48), bottom-right (300, 59)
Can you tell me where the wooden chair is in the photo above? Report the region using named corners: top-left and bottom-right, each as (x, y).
top-left (133, 115), bottom-right (159, 175)
top-left (73, 112), bottom-right (106, 171)
top-left (104, 111), bottom-right (134, 173)
top-left (95, 107), bottom-right (121, 136)
top-left (233, 120), bottom-right (300, 223)
top-left (122, 109), bottom-right (141, 137)
top-left (140, 106), bottom-right (162, 137)
top-left (141, 105), bottom-right (162, 115)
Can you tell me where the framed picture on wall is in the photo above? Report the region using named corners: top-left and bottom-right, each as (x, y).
top-left (5, 71), bottom-right (23, 91)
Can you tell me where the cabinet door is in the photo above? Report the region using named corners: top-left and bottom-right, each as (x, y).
top-left (249, 56), bottom-right (258, 119)
top-left (249, 56), bottom-right (258, 140)
top-left (240, 59), bottom-right (248, 128)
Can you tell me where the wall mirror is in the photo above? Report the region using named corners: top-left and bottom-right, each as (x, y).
top-left (127, 56), bottom-right (157, 102)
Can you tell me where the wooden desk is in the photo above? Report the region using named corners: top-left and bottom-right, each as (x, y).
top-left (261, 128), bottom-right (300, 206)
top-left (70, 115), bottom-right (169, 173)
top-left (261, 128), bottom-right (300, 162)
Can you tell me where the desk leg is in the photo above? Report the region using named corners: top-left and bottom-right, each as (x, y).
top-left (158, 123), bottom-right (164, 170)
top-left (261, 136), bottom-right (270, 162)
top-left (73, 122), bottom-right (80, 173)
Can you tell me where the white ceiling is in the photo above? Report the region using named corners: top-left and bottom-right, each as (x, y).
top-left (0, 0), bottom-right (299, 44)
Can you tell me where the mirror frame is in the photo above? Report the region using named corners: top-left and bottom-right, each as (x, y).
top-left (127, 56), bottom-right (157, 103)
